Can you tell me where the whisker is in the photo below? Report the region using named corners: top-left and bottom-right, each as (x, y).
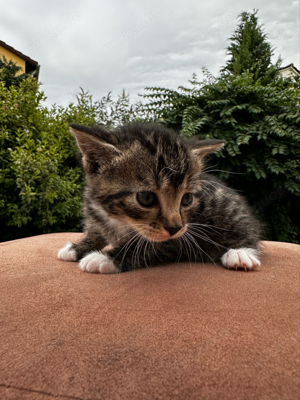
top-left (181, 233), bottom-right (194, 265)
top-left (185, 231), bottom-right (217, 266)
top-left (188, 222), bottom-right (234, 233)
top-left (202, 169), bottom-right (242, 175)
top-left (133, 236), bottom-right (146, 269)
top-left (201, 180), bottom-right (241, 193)
top-left (143, 239), bottom-right (150, 268)
top-left (176, 237), bottom-right (183, 263)
top-left (197, 186), bottom-right (215, 200)
top-left (187, 227), bottom-right (228, 251)
top-left (113, 232), bottom-right (142, 268)
top-left (149, 240), bottom-right (161, 262)
top-left (142, 240), bottom-right (147, 268)
top-left (200, 162), bottom-right (220, 174)
top-left (184, 232), bottom-right (203, 263)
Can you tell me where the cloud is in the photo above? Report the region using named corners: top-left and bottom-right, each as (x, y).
top-left (1, 0), bottom-right (298, 107)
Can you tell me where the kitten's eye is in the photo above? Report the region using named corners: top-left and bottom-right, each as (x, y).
top-left (136, 191), bottom-right (157, 208)
top-left (181, 193), bottom-right (193, 207)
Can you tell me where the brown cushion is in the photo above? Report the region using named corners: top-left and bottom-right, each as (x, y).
top-left (0, 233), bottom-right (299, 400)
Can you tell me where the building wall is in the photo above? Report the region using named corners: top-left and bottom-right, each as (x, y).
top-left (0, 45), bottom-right (26, 75)
top-left (279, 67), bottom-right (299, 79)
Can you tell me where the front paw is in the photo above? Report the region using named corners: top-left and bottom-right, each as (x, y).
top-left (58, 242), bottom-right (77, 261)
top-left (79, 251), bottom-right (120, 274)
top-left (221, 248), bottom-right (261, 270)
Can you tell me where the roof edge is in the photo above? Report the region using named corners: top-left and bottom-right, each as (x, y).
top-left (279, 63), bottom-right (300, 75)
top-left (0, 40), bottom-right (38, 67)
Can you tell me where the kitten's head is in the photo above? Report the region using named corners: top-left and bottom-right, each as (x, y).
top-left (71, 123), bottom-right (224, 242)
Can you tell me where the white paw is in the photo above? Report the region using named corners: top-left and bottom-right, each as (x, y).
top-left (79, 251), bottom-right (120, 274)
top-left (221, 248), bottom-right (261, 270)
top-left (58, 242), bottom-right (77, 261)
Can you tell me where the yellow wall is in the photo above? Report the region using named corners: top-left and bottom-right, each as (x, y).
top-left (0, 45), bottom-right (26, 75)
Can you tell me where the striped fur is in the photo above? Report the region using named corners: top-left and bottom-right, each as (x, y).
top-left (58, 123), bottom-right (261, 272)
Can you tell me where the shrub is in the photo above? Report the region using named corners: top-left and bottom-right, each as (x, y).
top-left (0, 55), bottom-right (30, 88)
top-left (0, 78), bottom-right (95, 241)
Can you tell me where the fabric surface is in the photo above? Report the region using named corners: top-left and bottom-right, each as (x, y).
top-left (0, 233), bottom-right (299, 400)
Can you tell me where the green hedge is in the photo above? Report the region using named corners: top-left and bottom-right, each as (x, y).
top-left (0, 78), bottom-right (97, 241)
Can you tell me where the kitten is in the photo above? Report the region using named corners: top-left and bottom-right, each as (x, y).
top-left (58, 123), bottom-right (261, 273)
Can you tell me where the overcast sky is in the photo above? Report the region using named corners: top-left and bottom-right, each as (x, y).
top-left (1, 0), bottom-right (299, 107)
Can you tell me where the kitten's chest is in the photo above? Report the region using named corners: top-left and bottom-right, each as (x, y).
top-left (106, 220), bottom-right (136, 247)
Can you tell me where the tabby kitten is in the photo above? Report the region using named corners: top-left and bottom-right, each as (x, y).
top-left (58, 123), bottom-right (261, 273)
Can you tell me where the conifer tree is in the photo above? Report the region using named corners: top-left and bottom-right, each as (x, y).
top-left (222, 10), bottom-right (281, 82)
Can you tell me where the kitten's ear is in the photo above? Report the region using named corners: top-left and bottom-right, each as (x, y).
top-left (191, 139), bottom-right (225, 158)
top-left (70, 125), bottom-right (121, 173)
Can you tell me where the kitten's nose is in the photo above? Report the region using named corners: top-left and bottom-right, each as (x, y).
top-left (165, 226), bottom-right (182, 236)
